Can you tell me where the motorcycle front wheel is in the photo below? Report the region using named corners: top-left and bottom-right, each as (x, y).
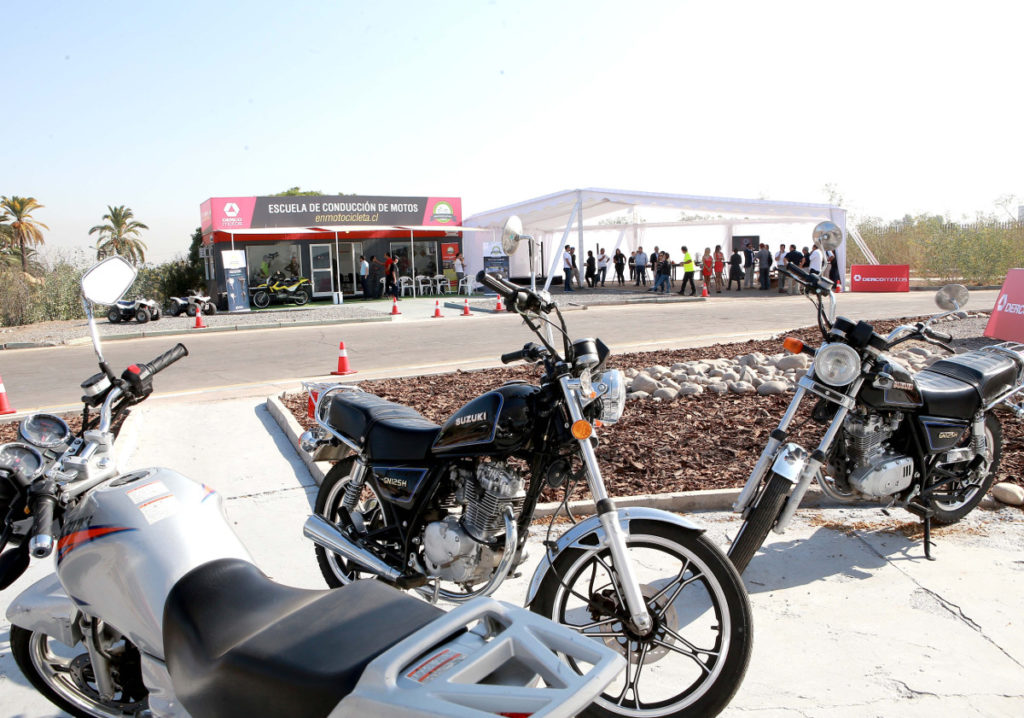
top-left (314, 458), bottom-right (389, 587)
top-left (532, 523), bottom-right (753, 718)
top-left (185, 304), bottom-right (197, 317)
top-left (727, 471), bottom-right (792, 574)
top-left (252, 291), bottom-right (270, 309)
top-left (106, 308), bottom-right (121, 324)
top-left (10, 625), bottom-right (147, 718)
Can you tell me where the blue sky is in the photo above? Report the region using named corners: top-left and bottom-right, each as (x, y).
top-left (4, 0), bottom-right (1022, 263)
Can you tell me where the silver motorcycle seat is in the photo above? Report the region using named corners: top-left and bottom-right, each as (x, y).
top-left (328, 392), bottom-right (441, 461)
top-left (163, 558), bottom-right (443, 718)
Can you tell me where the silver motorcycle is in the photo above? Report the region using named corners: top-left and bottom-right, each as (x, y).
top-left (728, 222), bottom-right (1024, 572)
top-left (0, 256), bottom-right (623, 718)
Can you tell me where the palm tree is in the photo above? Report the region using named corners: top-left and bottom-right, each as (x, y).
top-left (89, 205), bottom-right (149, 265)
top-left (0, 196), bottom-right (49, 273)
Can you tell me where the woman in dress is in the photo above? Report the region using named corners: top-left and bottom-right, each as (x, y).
top-left (701, 248), bottom-right (713, 294)
top-left (613, 249), bottom-right (626, 285)
top-left (713, 244), bottom-right (725, 294)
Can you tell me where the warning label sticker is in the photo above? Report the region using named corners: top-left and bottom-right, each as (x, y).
top-left (127, 481), bottom-right (169, 505)
top-left (405, 649), bottom-right (465, 684)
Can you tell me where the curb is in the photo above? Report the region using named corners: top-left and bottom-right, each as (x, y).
top-left (264, 394), bottom-right (852, 516)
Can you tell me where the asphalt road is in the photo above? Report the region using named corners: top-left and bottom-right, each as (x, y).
top-left (1, 290), bottom-right (998, 411)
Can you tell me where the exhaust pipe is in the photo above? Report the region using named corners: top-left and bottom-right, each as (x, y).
top-left (303, 514), bottom-right (401, 581)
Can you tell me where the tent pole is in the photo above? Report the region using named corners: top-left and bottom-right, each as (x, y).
top-left (543, 196), bottom-right (582, 292)
top-left (410, 229), bottom-right (416, 297)
top-left (576, 190), bottom-right (584, 279)
top-left (335, 232), bottom-right (340, 301)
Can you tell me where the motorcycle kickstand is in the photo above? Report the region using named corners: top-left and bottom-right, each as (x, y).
top-left (430, 578), bottom-right (441, 605)
top-left (921, 512), bottom-right (936, 561)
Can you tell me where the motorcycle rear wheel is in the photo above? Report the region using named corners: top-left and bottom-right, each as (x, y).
top-left (909, 413), bottom-right (1002, 525)
top-left (252, 291), bottom-right (270, 309)
top-left (294, 289), bottom-right (310, 305)
top-left (532, 523), bottom-right (753, 718)
top-left (727, 472), bottom-right (792, 574)
top-left (185, 304), bottom-right (197, 317)
top-left (106, 308), bottom-right (121, 324)
top-left (10, 625), bottom-right (147, 718)
top-left (314, 458), bottom-right (389, 587)
top-left (134, 307), bottom-right (150, 324)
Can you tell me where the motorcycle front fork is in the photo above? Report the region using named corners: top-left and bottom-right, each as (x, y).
top-left (560, 377), bottom-right (654, 636)
top-left (733, 373), bottom-right (864, 534)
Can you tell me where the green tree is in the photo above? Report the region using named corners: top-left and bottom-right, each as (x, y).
top-left (0, 196), bottom-right (49, 273)
top-left (271, 187), bottom-right (322, 196)
top-left (89, 205), bottom-right (149, 265)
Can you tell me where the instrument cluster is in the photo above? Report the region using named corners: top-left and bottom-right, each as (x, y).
top-left (0, 413), bottom-right (72, 480)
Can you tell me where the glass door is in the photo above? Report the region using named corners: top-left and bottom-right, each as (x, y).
top-left (340, 242), bottom-right (361, 295)
top-left (310, 244), bottom-right (334, 298)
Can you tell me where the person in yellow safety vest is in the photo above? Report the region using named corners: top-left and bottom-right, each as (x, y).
top-left (677, 246), bottom-right (697, 296)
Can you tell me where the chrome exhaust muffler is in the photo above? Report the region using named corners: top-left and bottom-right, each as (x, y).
top-left (303, 514), bottom-right (401, 581)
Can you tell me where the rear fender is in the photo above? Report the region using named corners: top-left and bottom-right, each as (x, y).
top-left (6, 572), bottom-right (81, 647)
top-left (525, 507), bottom-right (703, 607)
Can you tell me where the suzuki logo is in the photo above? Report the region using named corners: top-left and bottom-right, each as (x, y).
top-left (224, 202), bottom-right (240, 217)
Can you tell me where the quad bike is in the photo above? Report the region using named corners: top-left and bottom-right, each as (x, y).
top-left (167, 292), bottom-right (217, 318)
top-left (107, 298), bottom-right (160, 324)
top-left (250, 272), bottom-right (312, 308)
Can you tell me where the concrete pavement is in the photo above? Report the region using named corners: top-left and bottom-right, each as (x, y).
top-left (1, 391), bottom-right (1021, 716)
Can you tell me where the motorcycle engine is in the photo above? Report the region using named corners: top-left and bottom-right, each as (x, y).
top-left (422, 461), bottom-right (526, 585)
top-left (842, 412), bottom-right (915, 497)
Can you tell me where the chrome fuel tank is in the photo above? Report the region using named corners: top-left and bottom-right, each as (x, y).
top-left (55, 467), bottom-right (252, 657)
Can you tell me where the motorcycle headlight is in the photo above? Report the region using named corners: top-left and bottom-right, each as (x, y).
top-left (594, 369), bottom-right (626, 425)
top-left (813, 343), bottom-right (861, 387)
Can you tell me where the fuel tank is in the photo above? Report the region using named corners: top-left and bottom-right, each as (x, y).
top-left (55, 467), bottom-right (252, 657)
top-left (432, 383), bottom-right (540, 456)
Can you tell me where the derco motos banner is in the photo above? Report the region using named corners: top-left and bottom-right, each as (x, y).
top-left (984, 269), bottom-right (1024, 342)
top-left (201, 195), bottom-right (461, 232)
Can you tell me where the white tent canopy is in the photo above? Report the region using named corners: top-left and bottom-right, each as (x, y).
top-left (463, 188), bottom-right (848, 289)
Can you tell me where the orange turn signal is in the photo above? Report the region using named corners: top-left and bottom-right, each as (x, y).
top-left (571, 420), bottom-right (593, 440)
top-left (783, 337), bottom-right (804, 355)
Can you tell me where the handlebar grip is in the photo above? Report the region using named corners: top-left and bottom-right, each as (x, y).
top-left (147, 343), bottom-right (189, 375)
top-left (926, 327), bottom-right (953, 343)
top-left (785, 264), bottom-right (811, 281)
top-left (476, 270), bottom-right (517, 299)
top-left (28, 485), bottom-right (57, 559)
top-left (501, 350), bottom-right (526, 365)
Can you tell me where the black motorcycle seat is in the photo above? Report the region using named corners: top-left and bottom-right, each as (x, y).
top-left (163, 558), bottom-right (443, 718)
top-left (328, 392), bottom-right (441, 461)
top-left (914, 370), bottom-right (980, 419)
top-left (925, 351), bottom-right (1018, 405)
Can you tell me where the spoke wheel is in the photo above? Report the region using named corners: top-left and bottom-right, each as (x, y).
top-left (910, 413), bottom-right (1002, 524)
top-left (294, 289), bottom-right (310, 305)
top-left (11, 626), bottom-right (147, 718)
top-left (533, 523), bottom-right (752, 718)
top-left (314, 458), bottom-right (389, 587)
top-left (251, 291), bottom-right (270, 309)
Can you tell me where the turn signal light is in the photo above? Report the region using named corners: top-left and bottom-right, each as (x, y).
top-left (783, 337), bottom-right (804, 355)
top-left (571, 420), bottom-right (593, 440)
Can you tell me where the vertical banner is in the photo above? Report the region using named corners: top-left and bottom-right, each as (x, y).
top-left (984, 269), bottom-right (1024, 342)
top-left (481, 242), bottom-right (510, 293)
top-left (222, 250), bottom-right (250, 312)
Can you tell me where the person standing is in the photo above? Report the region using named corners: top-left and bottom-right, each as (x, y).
top-left (826, 248), bottom-right (840, 287)
top-left (614, 249), bottom-right (626, 285)
top-left (585, 250), bottom-right (597, 288)
top-left (634, 247), bottom-right (648, 286)
top-left (742, 241), bottom-right (755, 289)
top-left (652, 251), bottom-right (672, 293)
top-left (628, 251), bottom-right (636, 281)
top-left (757, 244), bottom-right (773, 290)
top-left (384, 253), bottom-right (400, 300)
top-left (808, 243), bottom-right (824, 276)
top-left (785, 244), bottom-right (803, 295)
top-left (454, 252), bottom-right (466, 286)
top-left (713, 245), bottom-right (725, 294)
top-left (358, 254), bottom-right (370, 297)
top-left (700, 248), bottom-right (713, 294)
top-left (597, 247), bottom-right (609, 287)
top-left (677, 246), bottom-right (696, 296)
top-left (562, 245), bottom-right (574, 291)
top-left (570, 247), bottom-right (582, 288)
top-left (727, 248), bottom-right (744, 290)
top-left (774, 243), bottom-right (787, 294)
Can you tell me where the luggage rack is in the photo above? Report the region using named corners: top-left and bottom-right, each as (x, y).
top-left (978, 342), bottom-right (1024, 416)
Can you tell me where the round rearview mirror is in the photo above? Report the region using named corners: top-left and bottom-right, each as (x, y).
top-left (813, 221), bottom-right (844, 251)
top-left (81, 256), bottom-right (137, 305)
top-left (501, 215), bottom-right (523, 256)
top-left (935, 283), bottom-right (969, 311)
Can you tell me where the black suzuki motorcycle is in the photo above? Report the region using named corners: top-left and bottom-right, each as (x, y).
top-left (728, 222), bottom-right (1024, 573)
top-left (299, 217), bottom-right (753, 718)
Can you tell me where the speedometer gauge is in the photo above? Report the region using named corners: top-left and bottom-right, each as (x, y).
top-left (19, 413), bottom-right (72, 449)
top-left (0, 443), bottom-right (44, 480)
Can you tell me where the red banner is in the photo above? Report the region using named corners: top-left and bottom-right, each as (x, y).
top-left (984, 269), bottom-right (1024, 342)
top-left (850, 264), bottom-right (910, 292)
top-left (441, 242), bottom-right (460, 261)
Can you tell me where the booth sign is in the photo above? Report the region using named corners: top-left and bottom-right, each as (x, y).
top-left (850, 264), bottom-right (910, 292)
top-left (984, 269), bottom-right (1024, 342)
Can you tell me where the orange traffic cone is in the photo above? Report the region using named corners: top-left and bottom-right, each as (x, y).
top-left (461, 298), bottom-right (473, 317)
top-left (331, 341), bottom-right (357, 376)
top-left (390, 297), bottom-right (401, 315)
top-left (835, 280), bottom-right (842, 293)
top-left (701, 282), bottom-right (709, 298)
top-left (495, 294), bottom-right (504, 311)
top-left (0, 374), bottom-right (16, 415)
top-left (431, 300), bottom-right (444, 319)
top-left (193, 304), bottom-right (207, 329)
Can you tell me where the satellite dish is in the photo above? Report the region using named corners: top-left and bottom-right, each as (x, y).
top-left (812, 221), bottom-right (844, 250)
top-left (501, 216), bottom-right (523, 256)
top-left (935, 284), bottom-right (969, 311)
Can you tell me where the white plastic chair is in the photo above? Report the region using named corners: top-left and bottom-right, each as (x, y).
top-left (457, 276), bottom-right (471, 295)
top-left (415, 275), bottom-right (433, 295)
top-left (399, 276), bottom-right (415, 296)
top-left (433, 274), bottom-right (450, 295)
